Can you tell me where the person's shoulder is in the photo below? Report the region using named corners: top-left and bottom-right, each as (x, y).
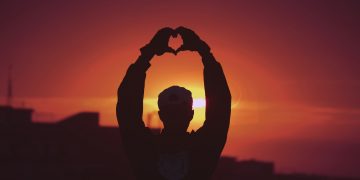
top-left (189, 128), bottom-right (204, 139)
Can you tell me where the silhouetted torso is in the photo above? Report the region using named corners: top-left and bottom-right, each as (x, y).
top-left (123, 128), bottom-right (226, 179)
top-left (117, 53), bottom-right (231, 179)
top-left (117, 27), bottom-right (231, 179)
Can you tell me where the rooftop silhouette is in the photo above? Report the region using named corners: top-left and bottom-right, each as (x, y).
top-left (0, 105), bottom-right (358, 180)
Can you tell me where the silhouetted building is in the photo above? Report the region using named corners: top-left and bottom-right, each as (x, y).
top-left (213, 157), bottom-right (275, 180)
top-left (0, 106), bottom-right (133, 180)
top-left (58, 112), bottom-right (99, 128)
top-left (0, 105), bottom-right (33, 126)
top-left (0, 105), bottom-right (358, 180)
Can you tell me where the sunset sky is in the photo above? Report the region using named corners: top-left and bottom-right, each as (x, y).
top-left (1, 0), bottom-right (360, 178)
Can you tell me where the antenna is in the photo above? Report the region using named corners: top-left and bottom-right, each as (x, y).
top-left (7, 65), bottom-right (12, 106)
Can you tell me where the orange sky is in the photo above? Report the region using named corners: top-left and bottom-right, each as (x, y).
top-left (1, 0), bottom-right (360, 178)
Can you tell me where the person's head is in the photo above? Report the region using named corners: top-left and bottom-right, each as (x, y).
top-left (158, 86), bottom-right (194, 134)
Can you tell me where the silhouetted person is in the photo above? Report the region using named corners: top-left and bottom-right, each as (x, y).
top-left (117, 27), bottom-right (231, 180)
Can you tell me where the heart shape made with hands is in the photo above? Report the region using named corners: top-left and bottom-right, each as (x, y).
top-left (145, 27), bottom-right (207, 56)
top-left (168, 35), bottom-right (183, 54)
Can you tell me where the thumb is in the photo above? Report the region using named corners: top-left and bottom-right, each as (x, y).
top-left (164, 47), bottom-right (176, 55)
top-left (175, 45), bottom-right (187, 55)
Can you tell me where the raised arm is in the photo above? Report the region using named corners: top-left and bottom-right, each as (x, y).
top-left (116, 55), bottom-right (151, 133)
top-left (201, 52), bottom-right (231, 147)
top-left (116, 28), bottom-right (178, 179)
top-left (176, 27), bottom-right (231, 150)
top-left (116, 27), bottom-right (177, 135)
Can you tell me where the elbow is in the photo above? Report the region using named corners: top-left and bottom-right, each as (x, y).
top-left (227, 90), bottom-right (232, 102)
top-left (116, 101), bottom-right (128, 127)
top-left (224, 88), bottom-right (232, 105)
top-left (116, 102), bottom-right (123, 123)
top-left (117, 84), bottom-right (124, 98)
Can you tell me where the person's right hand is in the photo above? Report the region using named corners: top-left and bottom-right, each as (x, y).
top-left (140, 27), bottom-right (177, 57)
top-left (175, 26), bottom-right (210, 55)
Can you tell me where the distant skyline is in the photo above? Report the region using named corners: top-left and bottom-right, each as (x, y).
top-left (1, 0), bottom-right (360, 178)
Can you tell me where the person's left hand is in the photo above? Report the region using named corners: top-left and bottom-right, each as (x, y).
top-left (174, 26), bottom-right (210, 55)
top-left (141, 27), bottom-right (178, 56)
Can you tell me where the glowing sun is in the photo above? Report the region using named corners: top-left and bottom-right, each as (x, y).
top-left (193, 98), bottom-right (206, 108)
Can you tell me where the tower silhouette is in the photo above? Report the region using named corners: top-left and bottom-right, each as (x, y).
top-left (7, 65), bottom-right (12, 106)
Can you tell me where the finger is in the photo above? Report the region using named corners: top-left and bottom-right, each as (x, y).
top-left (158, 27), bottom-right (173, 33)
top-left (151, 28), bottom-right (172, 42)
top-left (164, 47), bottom-right (176, 55)
top-left (175, 26), bottom-right (199, 40)
top-left (175, 26), bottom-right (194, 34)
top-left (160, 27), bottom-right (177, 37)
top-left (175, 26), bottom-right (188, 36)
top-left (171, 31), bottom-right (178, 38)
top-left (158, 27), bottom-right (176, 37)
top-left (153, 27), bottom-right (171, 38)
top-left (175, 26), bottom-right (189, 31)
top-left (175, 45), bottom-right (188, 54)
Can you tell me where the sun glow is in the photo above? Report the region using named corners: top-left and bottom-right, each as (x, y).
top-left (193, 98), bottom-right (206, 108)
